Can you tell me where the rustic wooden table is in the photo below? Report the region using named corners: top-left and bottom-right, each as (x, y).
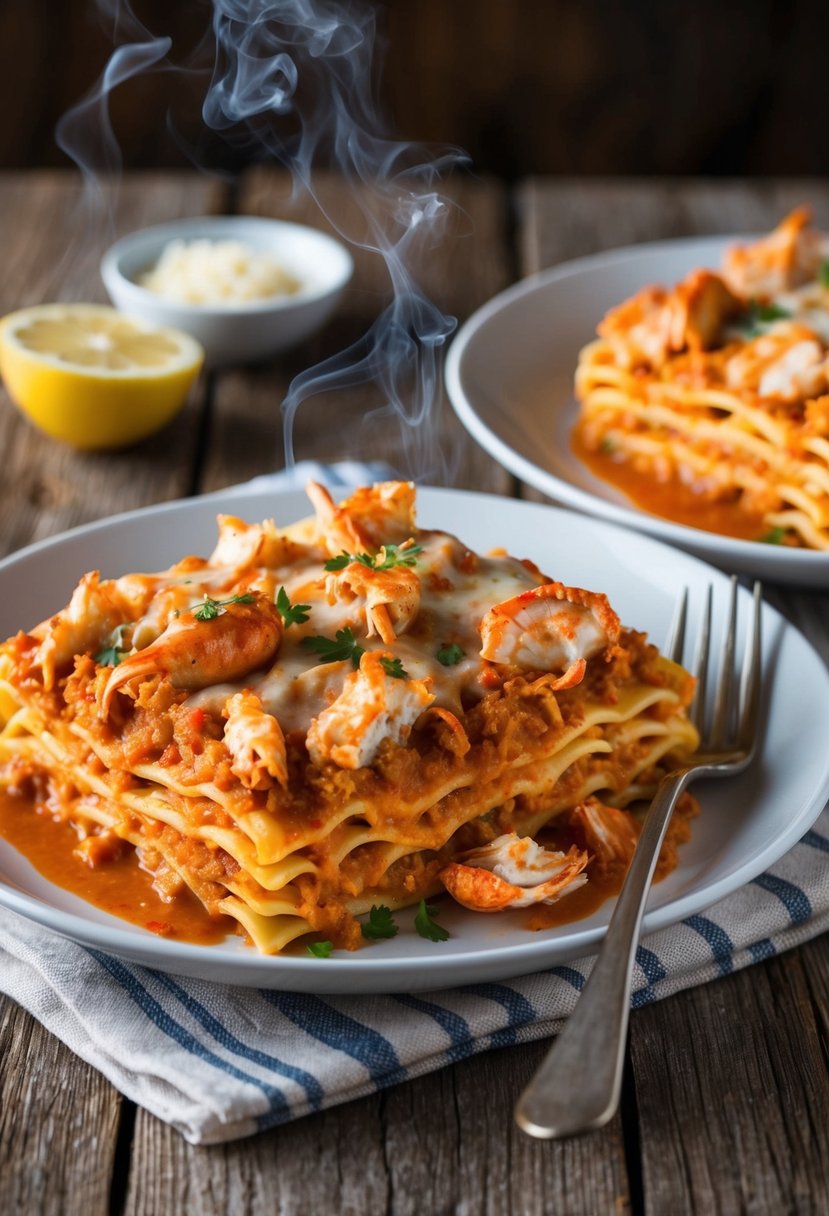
top-left (2, 171), bottom-right (829, 1215)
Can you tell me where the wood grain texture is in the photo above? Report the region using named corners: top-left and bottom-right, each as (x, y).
top-left (125, 1041), bottom-right (630, 1216)
top-left (0, 993), bottom-right (122, 1216)
top-left (631, 951), bottom-right (829, 1214)
top-left (517, 177), bottom-right (829, 274)
top-left (202, 168), bottom-right (512, 496)
top-left (0, 171), bottom-right (227, 559)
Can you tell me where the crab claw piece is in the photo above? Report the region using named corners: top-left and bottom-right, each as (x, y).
top-left (439, 833), bottom-right (589, 912)
top-left (479, 581), bottom-right (620, 677)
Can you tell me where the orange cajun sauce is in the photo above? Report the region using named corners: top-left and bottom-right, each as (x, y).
top-left (0, 790), bottom-right (233, 945)
top-left (571, 423), bottom-right (768, 542)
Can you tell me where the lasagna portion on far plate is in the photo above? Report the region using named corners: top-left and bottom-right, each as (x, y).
top-left (574, 207), bottom-right (829, 550)
top-left (0, 482), bottom-right (698, 955)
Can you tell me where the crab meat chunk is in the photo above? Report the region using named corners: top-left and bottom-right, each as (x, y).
top-left (306, 650), bottom-right (434, 770)
top-left (479, 581), bottom-right (620, 682)
top-left (223, 691), bottom-right (288, 790)
top-left (440, 833), bottom-right (589, 911)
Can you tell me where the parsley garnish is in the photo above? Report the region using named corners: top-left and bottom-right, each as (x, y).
top-left (736, 300), bottom-right (791, 336)
top-left (599, 436), bottom-right (616, 455)
top-left (95, 623), bottom-right (130, 667)
top-left (276, 586), bottom-right (311, 626)
top-left (760, 526), bottom-right (788, 545)
top-left (414, 899), bottom-right (450, 942)
top-left (361, 905), bottom-right (399, 940)
top-left (820, 261), bottom-right (829, 289)
top-left (302, 627), bottom-right (365, 668)
top-left (193, 593), bottom-right (255, 621)
top-left (306, 941), bottom-right (333, 958)
top-left (380, 656), bottom-right (408, 679)
top-left (436, 642), bottom-right (464, 667)
top-left (324, 543), bottom-right (423, 573)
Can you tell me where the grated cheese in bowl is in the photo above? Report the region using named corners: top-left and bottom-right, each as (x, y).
top-left (139, 239), bottom-right (301, 307)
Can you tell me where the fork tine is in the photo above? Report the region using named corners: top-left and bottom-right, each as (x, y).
top-left (689, 585), bottom-right (712, 734)
top-left (665, 587), bottom-right (688, 663)
top-left (711, 576), bottom-right (739, 747)
top-left (738, 581), bottom-right (763, 752)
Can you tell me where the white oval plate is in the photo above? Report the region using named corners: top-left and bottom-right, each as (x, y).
top-left (445, 237), bottom-right (829, 587)
top-left (1, 487), bottom-right (827, 993)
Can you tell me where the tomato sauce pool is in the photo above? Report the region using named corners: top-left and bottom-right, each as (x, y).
top-left (0, 791), bottom-right (232, 945)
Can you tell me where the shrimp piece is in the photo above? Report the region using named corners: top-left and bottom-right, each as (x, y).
top-left (440, 833), bottom-right (589, 911)
top-left (723, 207), bottom-right (823, 298)
top-left (223, 691), bottom-right (288, 790)
top-left (479, 581), bottom-right (620, 681)
top-left (325, 561), bottom-right (421, 642)
top-left (306, 650), bottom-right (434, 770)
top-left (100, 594), bottom-right (282, 718)
top-left (32, 572), bottom-right (128, 690)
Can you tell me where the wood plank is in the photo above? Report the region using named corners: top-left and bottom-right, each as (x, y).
top-left (125, 1089), bottom-right (390, 1216)
top-left (0, 170), bottom-right (228, 559)
top-left (0, 993), bottom-right (122, 1216)
top-left (125, 1041), bottom-right (630, 1216)
top-left (201, 168), bottom-right (513, 496)
top-left (517, 176), bottom-right (829, 274)
top-left (631, 949), bottom-right (829, 1213)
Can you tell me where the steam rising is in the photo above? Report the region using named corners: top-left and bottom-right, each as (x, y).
top-left (58, 0), bottom-right (466, 479)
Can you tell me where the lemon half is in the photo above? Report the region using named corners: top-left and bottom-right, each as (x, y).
top-left (0, 304), bottom-right (204, 449)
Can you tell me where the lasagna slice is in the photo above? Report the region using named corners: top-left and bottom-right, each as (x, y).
top-left (575, 207), bottom-right (829, 550)
top-left (0, 482), bottom-right (698, 953)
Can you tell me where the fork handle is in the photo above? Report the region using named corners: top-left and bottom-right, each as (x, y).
top-left (514, 769), bottom-right (691, 1139)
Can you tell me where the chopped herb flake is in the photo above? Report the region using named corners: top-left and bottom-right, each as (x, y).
top-left (436, 642), bottom-right (464, 667)
top-left (414, 899), bottom-right (450, 942)
top-left (599, 436), bottom-right (617, 455)
top-left (95, 623), bottom-right (130, 668)
top-left (380, 656), bottom-right (408, 679)
top-left (306, 941), bottom-right (333, 958)
top-left (324, 543), bottom-right (423, 573)
top-left (276, 586), bottom-right (311, 626)
top-left (760, 526), bottom-right (788, 545)
top-left (820, 261), bottom-right (829, 289)
top-left (736, 300), bottom-right (791, 336)
top-left (302, 627), bottom-right (365, 668)
top-left (193, 593), bottom-right (255, 621)
top-left (361, 905), bottom-right (399, 940)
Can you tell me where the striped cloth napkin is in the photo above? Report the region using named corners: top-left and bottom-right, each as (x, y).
top-left (1, 462), bottom-right (828, 1144)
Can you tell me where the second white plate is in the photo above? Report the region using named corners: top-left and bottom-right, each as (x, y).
top-left (445, 236), bottom-right (829, 587)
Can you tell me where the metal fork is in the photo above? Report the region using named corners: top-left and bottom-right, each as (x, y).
top-left (514, 577), bottom-right (763, 1140)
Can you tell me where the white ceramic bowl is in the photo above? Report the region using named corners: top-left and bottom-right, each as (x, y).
top-left (101, 215), bottom-right (354, 367)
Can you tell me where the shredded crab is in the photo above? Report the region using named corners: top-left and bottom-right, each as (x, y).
top-left (223, 691), bottom-right (288, 790)
top-left (598, 269), bottom-right (741, 370)
top-left (567, 800), bottom-right (640, 870)
top-left (439, 833), bottom-right (589, 911)
top-left (305, 649), bottom-right (434, 770)
top-left (32, 572), bottom-right (131, 691)
top-left (479, 581), bottom-right (620, 684)
top-left (725, 324), bottom-right (828, 402)
top-left (722, 206), bottom-right (826, 298)
top-left (324, 558), bottom-right (421, 643)
top-left (306, 480), bottom-right (417, 557)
